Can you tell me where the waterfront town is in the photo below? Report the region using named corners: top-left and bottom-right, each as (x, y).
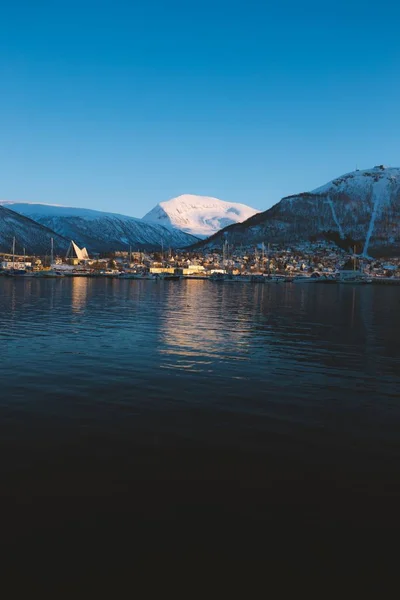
top-left (1, 238), bottom-right (400, 284)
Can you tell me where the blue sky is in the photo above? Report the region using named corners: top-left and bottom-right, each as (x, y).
top-left (1, 0), bottom-right (400, 216)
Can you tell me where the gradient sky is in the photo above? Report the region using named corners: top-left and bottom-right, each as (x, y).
top-left (1, 0), bottom-right (400, 217)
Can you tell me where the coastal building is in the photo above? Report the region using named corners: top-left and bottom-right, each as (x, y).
top-left (1, 260), bottom-right (32, 270)
top-left (179, 264), bottom-right (206, 276)
top-left (66, 240), bottom-right (90, 263)
top-left (150, 267), bottom-right (176, 274)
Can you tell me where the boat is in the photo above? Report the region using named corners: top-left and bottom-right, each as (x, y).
top-left (34, 238), bottom-right (65, 277)
top-left (210, 273), bottom-right (249, 282)
top-left (119, 272), bottom-right (157, 280)
top-left (3, 237), bottom-right (30, 276)
top-left (119, 272), bottom-right (143, 279)
top-left (293, 272), bottom-right (336, 284)
top-left (35, 270), bottom-right (65, 278)
top-left (4, 268), bottom-right (28, 277)
top-left (264, 275), bottom-right (287, 283)
top-left (209, 273), bottom-right (228, 281)
top-left (315, 276), bottom-right (338, 284)
top-left (293, 275), bottom-right (317, 283)
top-left (69, 270), bottom-right (95, 277)
top-left (157, 273), bottom-right (180, 281)
top-left (223, 275), bottom-right (251, 283)
top-left (339, 277), bottom-right (372, 285)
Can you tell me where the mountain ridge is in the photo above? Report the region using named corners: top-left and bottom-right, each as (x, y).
top-left (0, 202), bottom-right (199, 252)
top-left (192, 166), bottom-right (400, 256)
top-left (0, 204), bottom-right (69, 254)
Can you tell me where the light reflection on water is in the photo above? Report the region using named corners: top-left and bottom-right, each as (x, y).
top-left (0, 277), bottom-right (399, 447)
top-left (1, 276), bottom-right (400, 554)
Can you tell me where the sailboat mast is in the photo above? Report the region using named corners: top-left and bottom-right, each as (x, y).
top-left (223, 239), bottom-right (227, 271)
top-left (261, 243), bottom-right (265, 272)
top-left (50, 237), bottom-right (54, 266)
top-left (12, 236), bottom-right (15, 269)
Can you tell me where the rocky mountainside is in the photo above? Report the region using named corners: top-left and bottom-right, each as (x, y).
top-left (0, 203), bottom-right (199, 252)
top-left (193, 166), bottom-right (400, 256)
top-left (0, 205), bottom-right (68, 254)
top-left (142, 194), bottom-right (259, 238)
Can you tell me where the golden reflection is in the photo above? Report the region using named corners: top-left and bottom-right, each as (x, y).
top-left (158, 281), bottom-right (252, 368)
top-left (71, 277), bottom-right (89, 312)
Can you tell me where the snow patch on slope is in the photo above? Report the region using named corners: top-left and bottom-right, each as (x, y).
top-left (362, 175), bottom-right (389, 256)
top-left (326, 196), bottom-right (344, 239)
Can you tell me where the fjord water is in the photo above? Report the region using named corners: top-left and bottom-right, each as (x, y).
top-left (1, 278), bottom-right (399, 554)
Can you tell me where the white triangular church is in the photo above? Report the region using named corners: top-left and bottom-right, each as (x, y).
top-left (66, 240), bottom-right (89, 261)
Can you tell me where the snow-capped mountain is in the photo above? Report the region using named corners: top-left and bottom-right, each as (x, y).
top-left (0, 203), bottom-right (199, 252)
top-left (142, 194), bottom-right (260, 238)
top-left (194, 166), bottom-right (400, 256)
top-left (0, 204), bottom-right (68, 254)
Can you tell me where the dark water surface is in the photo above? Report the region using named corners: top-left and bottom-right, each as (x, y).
top-left (1, 278), bottom-right (400, 560)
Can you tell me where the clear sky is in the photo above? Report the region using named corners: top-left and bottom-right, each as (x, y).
top-left (1, 0), bottom-right (400, 217)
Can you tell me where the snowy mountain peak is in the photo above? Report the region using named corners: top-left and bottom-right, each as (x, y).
top-left (312, 166), bottom-right (400, 196)
top-left (142, 194), bottom-right (260, 237)
top-left (194, 166), bottom-right (400, 257)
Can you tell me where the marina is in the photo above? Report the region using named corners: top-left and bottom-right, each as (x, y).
top-left (2, 236), bottom-right (400, 285)
top-left (2, 267), bottom-right (399, 284)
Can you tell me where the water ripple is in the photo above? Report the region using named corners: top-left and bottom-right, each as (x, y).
top-left (0, 277), bottom-right (399, 445)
